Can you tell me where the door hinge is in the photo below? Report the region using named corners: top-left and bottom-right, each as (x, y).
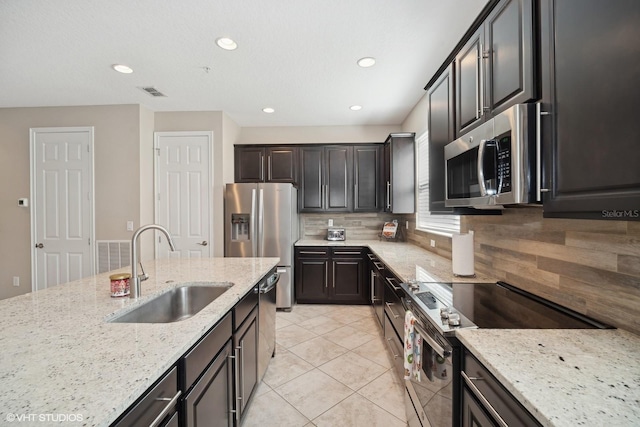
top-left (155, 148), bottom-right (161, 156)
top-left (157, 193), bottom-right (161, 201)
top-left (88, 238), bottom-right (91, 245)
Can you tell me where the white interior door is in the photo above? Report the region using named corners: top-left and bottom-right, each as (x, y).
top-left (30, 127), bottom-right (94, 291)
top-left (155, 131), bottom-right (213, 258)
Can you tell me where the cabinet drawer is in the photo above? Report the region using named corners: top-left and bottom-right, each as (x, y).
top-left (463, 352), bottom-right (540, 426)
top-left (330, 247), bottom-right (365, 257)
top-left (383, 277), bottom-right (405, 340)
top-left (383, 313), bottom-right (404, 380)
top-left (112, 366), bottom-right (179, 427)
top-left (296, 247), bottom-right (329, 257)
top-left (234, 286), bottom-right (259, 330)
top-left (183, 312), bottom-right (232, 390)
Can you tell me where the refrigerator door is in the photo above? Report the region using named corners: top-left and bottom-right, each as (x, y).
top-left (274, 266), bottom-right (293, 309)
top-left (225, 183), bottom-right (258, 257)
top-left (258, 183), bottom-right (295, 262)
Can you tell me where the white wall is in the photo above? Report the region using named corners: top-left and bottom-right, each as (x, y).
top-left (237, 125), bottom-right (400, 144)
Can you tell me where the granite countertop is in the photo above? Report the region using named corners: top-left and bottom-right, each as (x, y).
top-left (0, 257), bottom-right (279, 427)
top-left (456, 328), bottom-right (640, 427)
top-left (295, 239), bottom-right (495, 283)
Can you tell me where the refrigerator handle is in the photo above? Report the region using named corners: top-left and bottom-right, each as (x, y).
top-left (258, 188), bottom-right (264, 257)
top-left (251, 188), bottom-right (257, 256)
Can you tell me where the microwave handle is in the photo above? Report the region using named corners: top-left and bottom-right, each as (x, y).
top-left (477, 139), bottom-right (488, 197)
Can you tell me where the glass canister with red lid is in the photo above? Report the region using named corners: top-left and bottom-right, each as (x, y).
top-left (110, 273), bottom-right (131, 297)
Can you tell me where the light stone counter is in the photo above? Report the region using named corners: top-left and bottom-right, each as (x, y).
top-left (295, 239), bottom-right (495, 283)
top-left (0, 257), bottom-right (279, 427)
top-left (456, 328), bottom-right (640, 427)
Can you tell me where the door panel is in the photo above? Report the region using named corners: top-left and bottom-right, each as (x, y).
top-left (258, 184), bottom-right (293, 260)
top-left (300, 147), bottom-right (324, 210)
top-left (156, 132), bottom-right (212, 258)
top-left (456, 29), bottom-right (483, 135)
top-left (32, 127), bottom-right (94, 290)
top-left (326, 146), bottom-right (352, 211)
top-left (225, 183), bottom-right (258, 257)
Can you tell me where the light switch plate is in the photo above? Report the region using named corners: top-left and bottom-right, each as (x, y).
top-left (328, 219), bottom-right (333, 226)
top-left (126, 221), bottom-right (134, 231)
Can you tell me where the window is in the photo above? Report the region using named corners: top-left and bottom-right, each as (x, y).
top-left (416, 131), bottom-right (460, 235)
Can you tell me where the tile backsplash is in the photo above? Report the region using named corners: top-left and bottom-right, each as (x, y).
top-left (405, 207), bottom-right (640, 334)
top-left (299, 212), bottom-right (401, 240)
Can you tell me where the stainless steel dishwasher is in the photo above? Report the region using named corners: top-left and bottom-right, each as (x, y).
top-left (258, 268), bottom-right (279, 380)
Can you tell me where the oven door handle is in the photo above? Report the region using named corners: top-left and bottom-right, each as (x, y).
top-left (413, 323), bottom-right (450, 359)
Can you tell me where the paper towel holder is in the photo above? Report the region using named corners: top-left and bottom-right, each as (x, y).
top-left (452, 232), bottom-right (476, 277)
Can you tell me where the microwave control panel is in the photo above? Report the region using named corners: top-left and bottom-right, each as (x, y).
top-left (497, 135), bottom-right (511, 193)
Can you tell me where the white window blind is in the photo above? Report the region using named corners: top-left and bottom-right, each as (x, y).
top-left (416, 131), bottom-right (460, 235)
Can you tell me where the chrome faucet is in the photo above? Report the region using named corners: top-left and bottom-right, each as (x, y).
top-left (130, 224), bottom-right (177, 299)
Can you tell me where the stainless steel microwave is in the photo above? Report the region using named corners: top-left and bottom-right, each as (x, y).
top-left (445, 104), bottom-right (538, 208)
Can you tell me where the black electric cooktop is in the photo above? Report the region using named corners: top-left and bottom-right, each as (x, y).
top-left (403, 281), bottom-right (611, 335)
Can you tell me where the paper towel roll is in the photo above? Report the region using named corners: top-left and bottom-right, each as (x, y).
top-left (452, 233), bottom-right (475, 277)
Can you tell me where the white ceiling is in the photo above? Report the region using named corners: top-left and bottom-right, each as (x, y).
top-left (0, 0), bottom-right (488, 127)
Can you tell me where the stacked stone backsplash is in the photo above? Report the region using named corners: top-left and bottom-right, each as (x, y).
top-left (405, 206), bottom-right (640, 334)
top-left (299, 212), bottom-right (402, 240)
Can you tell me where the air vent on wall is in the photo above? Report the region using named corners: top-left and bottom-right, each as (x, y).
top-left (138, 86), bottom-right (167, 97)
top-left (97, 240), bottom-right (131, 273)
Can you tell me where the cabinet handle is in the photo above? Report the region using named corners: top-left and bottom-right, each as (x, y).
top-left (367, 253), bottom-right (376, 261)
top-left (149, 390), bottom-right (182, 427)
top-left (333, 251), bottom-right (360, 255)
top-left (325, 261), bottom-right (328, 288)
top-left (385, 337), bottom-right (400, 359)
top-left (232, 347), bottom-right (241, 422)
top-left (267, 155), bottom-right (272, 181)
top-left (461, 371), bottom-right (508, 427)
top-left (536, 103), bottom-right (551, 200)
top-left (385, 302), bottom-right (400, 319)
top-left (239, 341), bottom-right (245, 403)
top-left (370, 271), bottom-right (376, 303)
top-left (227, 353), bottom-right (237, 416)
top-left (373, 261), bottom-right (385, 270)
top-left (386, 181), bottom-right (391, 209)
top-left (324, 184), bottom-right (328, 208)
top-left (260, 154), bottom-right (264, 181)
top-left (478, 42), bottom-right (486, 118)
top-left (354, 183), bottom-right (358, 206)
top-left (386, 277), bottom-right (401, 291)
top-left (299, 251), bottom-right (326, 255)
top-left (332, 262), bottom-right (335, 288)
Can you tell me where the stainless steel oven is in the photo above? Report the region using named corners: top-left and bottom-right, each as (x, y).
top-left (445, 103), bottom-right (537, 208)
top-left (400, 280), bottom-right (611, 427)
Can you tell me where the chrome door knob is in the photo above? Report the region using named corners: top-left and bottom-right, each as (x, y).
top-left (35, 243), bottom-right (44, 249)
top-left (196, 241), bottom-right (208, 246)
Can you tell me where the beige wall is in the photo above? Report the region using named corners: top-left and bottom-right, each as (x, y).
top-left (0, 105), bottom-right (142, 299)
top-left (401, 91), bottom-right (428, 136)
top-left (237, 125), bottom-right (400, 145)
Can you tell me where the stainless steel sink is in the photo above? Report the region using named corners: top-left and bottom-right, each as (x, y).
top-left (108, 283), bottom-right (233, 323)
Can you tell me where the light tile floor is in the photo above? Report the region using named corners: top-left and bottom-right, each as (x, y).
top-left (243, 304), bottom-right (407, 427)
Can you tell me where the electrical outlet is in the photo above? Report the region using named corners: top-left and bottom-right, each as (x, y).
top-left (12, 276), bottom-right (19, 287)
top-left (328, 219), bottom-right (333, 227)
top-left (430, 239), bottom-right (436, 248)
top-left (126, 221), bottom-right (134, 231)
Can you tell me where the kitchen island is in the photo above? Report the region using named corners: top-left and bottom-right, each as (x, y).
top-left (0, 257), bottom-right (279, 427)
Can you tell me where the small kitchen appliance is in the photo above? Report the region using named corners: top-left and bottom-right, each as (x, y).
top-left (326, 228), bottom-right (346, 241)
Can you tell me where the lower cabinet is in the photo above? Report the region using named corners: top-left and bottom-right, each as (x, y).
top-left (462, 350), bottom-right (541, 427)
top-left (111, 366), bottom-right (179, 427)
top-left (295, 246), bottom-right (368, 304)
top-left (234, 305), bottom-right (259, 421)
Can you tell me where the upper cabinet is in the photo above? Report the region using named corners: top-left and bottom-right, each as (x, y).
top-left (427, 63), bottom-right (455, 214)
top-left (299, 145), bottom-right (353, 212)
top-left (455, 0), bottom-right (535, 136)
top-left (353, 145), bottom-right (382, 212)
top-left (539, 0), bottom-right (640, 219)
top-left (234, 146), bottom-right (298, 184)
top-left (384, 133), bottom-right (415, 214)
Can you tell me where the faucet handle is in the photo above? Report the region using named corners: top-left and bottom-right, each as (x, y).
top-left (139, 273), bottom-right (149, 282)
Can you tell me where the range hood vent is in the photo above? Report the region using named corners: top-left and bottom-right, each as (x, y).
top-left (138, 86), bottom-right (167, 97)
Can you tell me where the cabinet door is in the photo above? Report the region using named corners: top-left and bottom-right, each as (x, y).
top-left (266, 146), bottom-right (297, 183)
top-left (485, 0), bottom-right (535, 115)
top-left (427, 63), bottom-right (455, 214)
top-left (541, 0), bottom-right (640, 218)
top-left (325, 146), bottom-right (353, 211)
top-left (353, 145), bottom-right (381, 212)
top-left (462, 387), bottom-right (497, 427)
top-left (234, 308), bottom-right (258, 420)
top-left (295, 252), bottom-right (329, 302)
top-left (184, 341), bottom-right (234, 427)
top-left (331, 250), bottom-right (366, 303)
top-left (299, 147), bottom-right (324, 211)
top-left (456, 28), bottom-right (484, 136)
top-left (235, 147), bottom-right (265, 182)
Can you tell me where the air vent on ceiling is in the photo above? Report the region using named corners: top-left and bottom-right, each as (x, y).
top-left (139, 86), bottom-right (167, 97)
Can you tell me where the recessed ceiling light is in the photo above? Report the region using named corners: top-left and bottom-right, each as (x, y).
top-left (216, 37), bottom-right (238, 51)
top-left (350, 105), bottom-right (363, 111)
top-left (262, 107), bottom-right (275, 114)
top-left (357, 57), bottom-right (376, 68)
top-left (112, 64), bottom-right (133, 74)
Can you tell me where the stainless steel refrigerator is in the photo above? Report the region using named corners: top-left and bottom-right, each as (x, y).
top-left (224, 183), bottom-right (298, 309)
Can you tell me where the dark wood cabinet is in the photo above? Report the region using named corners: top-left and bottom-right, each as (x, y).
top-left (234, 306), bottom-right (258, 421)
top-left (427, 63), bottom-right (456, 214)
top-left (455, 0), bottom-right (535, 136)
top-left (295, 247), bottom-right (367, 304)
top-left (540, 0), bottom-right (640, 219)
top-left (353, 145), bottom-right (382, 212)
top-left (234, 145), bottom-right (298, 184)
top-left (299, 146), bottom-right (353, 212)
top-left (383, 133), bottom-right (415, 213)
top-left (368, 252), bottom-right (384, 327)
